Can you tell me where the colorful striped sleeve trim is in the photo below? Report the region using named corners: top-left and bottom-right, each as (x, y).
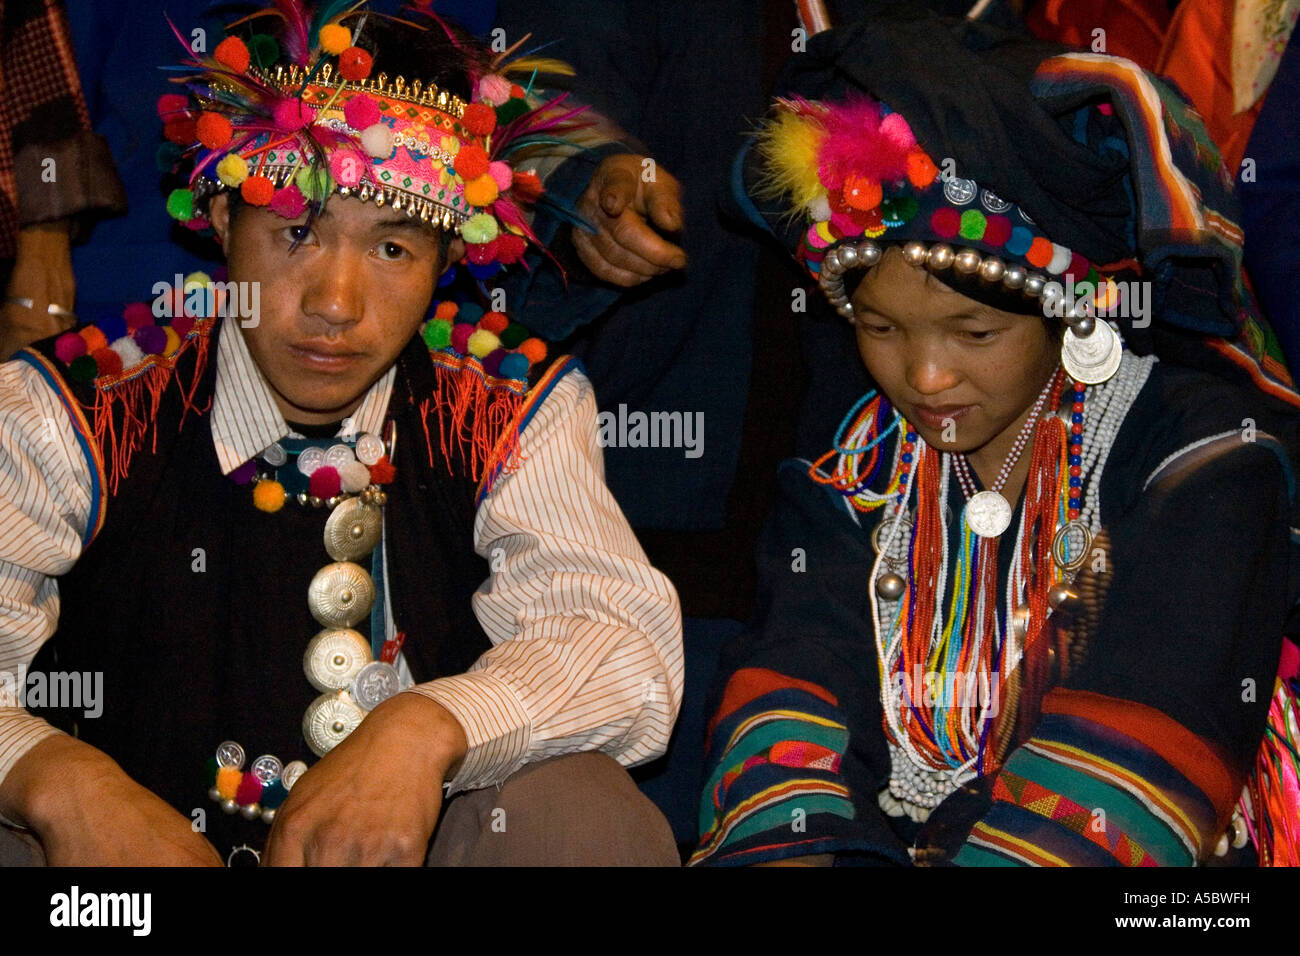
top-left (691, 668), bottom-right (870, 866)
top-left (953, 689), bottom-right (1233, 867)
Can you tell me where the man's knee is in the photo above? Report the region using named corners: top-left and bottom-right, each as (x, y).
top-left (429, 751), bottom-right (679, 866)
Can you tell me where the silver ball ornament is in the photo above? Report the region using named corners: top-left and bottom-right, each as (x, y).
top-left (859, 242), bottom-right (882, 266)
top-left (953, 249), bottom-right (981, 275)
top-left (926, 243), bottom-right (954, 270)
top-left (221, 798), bottom-right (238, 815)
top-left (977, 257), bottom-right (1005, 283)
top-left (902, 241), bottom-right (927, 267)
top-left (239, 802), bottom-right (261, 820)
top-left (875, 572), bottom-right (906, 600)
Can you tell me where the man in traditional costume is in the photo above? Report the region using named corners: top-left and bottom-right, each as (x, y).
top-left (0, 3), bottom-right (682, 866)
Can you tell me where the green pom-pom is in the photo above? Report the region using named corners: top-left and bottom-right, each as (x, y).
top-left (881, 195), bottom-right (918, 226)
top-left (156, 142), bottom-right (184, 172)
top-left (499, 322), bottom-right (529, 349)
top-left (205, 757), bottom-right (219, 787)
top-left (249, 34), bottom-right (280, 68)
top-left (69, 355), bottom-right (99, 383)
top-left (958, 209), bottom-right (986, 241)
top-left (295, 166), bottom-right (332, 201)
top-left (166, 188), bottom-right (195, 222)
top-left (494, 98), bottom-right (530, 125)
top-left (422, 319), bottom-right (452, 349)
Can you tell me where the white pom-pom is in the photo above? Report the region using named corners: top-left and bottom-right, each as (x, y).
top-left (339, 459), bottom-right (371, 493)
top-left (361, 124), bottom-right (394, 159)
top-left (807, 194), bottom-right (832, 222)
top-left (110, 335), bottom-right (145, 369)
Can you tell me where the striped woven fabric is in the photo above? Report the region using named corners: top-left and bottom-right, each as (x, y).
top-left (955, 689), bottom-right (1235, 866)
top-left (691, 667), bottom-right (863, 866)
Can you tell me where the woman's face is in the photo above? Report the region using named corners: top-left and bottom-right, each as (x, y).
top-left (850, 247), bottom-right (1061, 467)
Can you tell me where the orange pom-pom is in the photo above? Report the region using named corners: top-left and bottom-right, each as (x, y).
top-left (455, 143), bottom-right (489, 181)
top-left (842, 175), bottom-right (882, 211)
top-left (434, 301), bottom-right (459, 320)
top-left (479, 311), bottom-right (509, 334)
top-left (906, 149), bottom-right (939, 189)
top-left (518, 337), bottom-right (547, 365)
top-left (318, 24), bottom-right (351, 55)
top-left (241, 175), bottom-right (276, 206)
top-left (461, 102), bottom-right (497, 136)
top-left (464, 174), bottom-right (499, 207)
top-left (1025, 237), bottom-right (1054, 269)
top-left (338, 46), bottom-right (373, 81)
top-left (214, 36), bottom-right (251, 73)
top-left (252, 479), bottom-right (286, 513)
top-left (368, 455), bottom-right (396, 485)
top-left (79, 325), bottom-right (108, 352)
top-left (197, 112), bottom-right (233, 149)
top-left (511, 169), bottom-right (543, 202)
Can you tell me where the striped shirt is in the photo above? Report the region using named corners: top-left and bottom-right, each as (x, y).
top-left (0, 324), bottom-right (683, 822)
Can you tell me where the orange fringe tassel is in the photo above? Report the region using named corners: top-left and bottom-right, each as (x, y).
top-left (420, 357), bottom-right (526, 487)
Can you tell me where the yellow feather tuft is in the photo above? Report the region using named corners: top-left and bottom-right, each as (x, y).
top-left (754, 109), bottom-right (826, 209)
top-left (501, 56), bottom-right (576, 78)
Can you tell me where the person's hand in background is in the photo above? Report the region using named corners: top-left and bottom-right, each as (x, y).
top-left (573, 154), bottom-right (686, 286)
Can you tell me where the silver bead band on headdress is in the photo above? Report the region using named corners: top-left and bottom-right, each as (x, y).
top-left (818, 238), bottom-right (1096, 334)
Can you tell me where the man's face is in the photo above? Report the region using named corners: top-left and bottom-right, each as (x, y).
top-left (210, 192), bottom-right (453, 426)
top-left (850, 247), bottom-right (1060, 466)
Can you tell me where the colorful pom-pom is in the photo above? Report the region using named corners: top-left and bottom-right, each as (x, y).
top-left (476, 74), bottom-right (512, 106)
top-left (253, 479), bottom-right (286, 512)
top-left (214, 35), bottom-right (251, 73)
top-left (518, 337), bottom-right (547, 366)
top-left (842, 176), bottom-right (882, 211)
top-left (295, 166), bottom-right (332, 201)
top-left (216, 767), bottom-right (241, 800)
top-left (68, 355), bottom-right (98, 383)
top-left (166, 188), bottom-right (195, 222)
top-left (495, 96), bottom-right (530, 125)
top-left (906, 149), bottom-right (939, 189)
top-left (511, 169), bottom-right (543, 202)
top-left (270, 184), bottom-right (308, 219)
top-left (368, 456), bottom-right (396, 484)
top-left (1005, 225), bottom-right (1034, 257)
top-left (230, 460), bottom-right (257, 486)
top-left (983, 214), bottom-right (1012, 247)
top-left (479, 311), bottom-right (509, 334)
top-left (454, 143), bottom-right (489, 181)
top-left (110, 335), bottom-right (145, 369)
top-left (465, 242), bottom-right (497, 265)
top-left (273, 98), bottom-right (312, 131)
top-left (344, 94), bottom-right (381, 131)
top-left (461, 212), bottom-right (498, 245)
top-left (929, 206), bottom-right (960, 239)
top-left (123, 302), bottom-right (153, 328)
top-left (1025, 236), bottom-right (1054, 269)
top-left (338, 459), bottom-right (372, 493)
top-left (318, 23), bottom-right (352, 54)
top-left (498, 322), bottom-right (528, 349)
top-left (457, 302), bottom-right (484, 324)
top-left (879, 112), bottom-right (917, 151)
top-left (337, 47), bottom-right (373, 81)
top-left (241, 175), bottom-right (276, 206)
top-left (172, 314), bottom-right (196, 338)
top-left (422, 319), bottom-right (452, 349)
top-left (249, 34), bottom-right (279, 68)
top-left (494, 234), bottom-right (527, 265)
top-left (54, 331), bottom-right (86, 364)
top-left (134, 325), bottom-right (167, 355)
top-left (958, 209), bottom-right (987, 241)
top-left (260, 780), bottom-right (288, 809)
top-left (329, 149), bottom-right (366, 187)
top-left (79, 325), bottom-right (108, 352)
top-left (163, 118), bottom-right (197, 145)
top-left (450, 323), bottom-right (474, 354)
top-left (197, 112), bottom-right (233, 149)
top-left (464, 174), bottom-right (499, 208)
top-left (360, 124), bottom-right (394, 159)
top-left (91, 347), bottom-right (123, 378)
top-left (466, 261), bottom-right (500, 280)
top-left (467, 328), bottom-right (500, 358)
top-left (499, 352), bottom-right (529, 380)
top-left (216, 153), bottom-right (249, 187)
top-left (309, 466), bottom-right (342, 499)
top-left (235, 773), bottom-right (263, 806)
top-left (434, 301), bottom-right (459, 321)
top-left (461, 102), bottom-right (497, 136)
top-left (157, 93), bottom-right (190, 119)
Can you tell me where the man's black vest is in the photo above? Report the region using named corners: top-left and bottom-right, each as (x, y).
top-left (25, 320), bottom-right (505, 856)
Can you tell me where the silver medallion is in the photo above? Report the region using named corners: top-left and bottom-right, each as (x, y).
top-left (1051, 521), bottom-right (1092, 571)
top-left (215, 740), bottom-right (246, 769)
top-left (979, 188), bottom-right (1012, 213)
top-left (943, 177), bottom-right (978, 205)
top-left (261, 442), bottom-right (287, 467)
top-left (350, 661), bottom-right (401, 711)
top-left (250, 754), bottom-right (283, 785)
top-left (303, 691), bottom-right (365, 757)
top-left (307, 561), bottom-right (375, 628)
top-left (280, 760), bottom-right (308, 791)
top-left (355, 432), bottom-right (385, 466)
top-left (297, 446), bottom-right (326, 476)
top-left (1061, 320), bottom-right (1122, 385)
top-left (323, 443), bottom-right (356, 471)
top-left (303, 627), bottom-right (372, 691)
top-left (964, 491), bottom-right (1013, 538)
top-left (323, 496), bottom-right (383, 561)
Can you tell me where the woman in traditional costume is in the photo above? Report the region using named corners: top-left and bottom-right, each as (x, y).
top-left (693, 9), bottom-right (1300, 866)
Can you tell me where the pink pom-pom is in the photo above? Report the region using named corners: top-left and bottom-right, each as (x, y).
top-left (55, 332), bottom-right (86, 364)
top-left (344, 94), bottom-right (381, 131)
top-left (270, 184), bottom-right (308, 219)
top-left (157, 93), bottom-right (190, 118)
top-left (273, 98), bottom-right (312, 131)
top-left (879, 112), bottom-right (916, 151)
top-left (488, 161), bottom-right (513, 192)
top-left (234, 773), bottom-right (262, 806)
top-left (466, 241), bottom-right (496, 265)
top-left (329, 149), bottom-right (366, 187)
top-left (450, 323), bottom-right (473, 354)
top-left (123, 302), bottom-right (154, 329)
top-left (476, 74), bottom-right (512, 107)
top-left (309, 466), bottom-right (342, 499)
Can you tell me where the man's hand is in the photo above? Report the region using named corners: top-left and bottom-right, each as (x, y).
top-left (573, 154), bottom-right (686, 286)
top-left (262, 693), bottom-right (468, 866)
top-left (1, 735), bottom-right (223, 866)
top-left (2, 221), bottom-right (76, 360)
